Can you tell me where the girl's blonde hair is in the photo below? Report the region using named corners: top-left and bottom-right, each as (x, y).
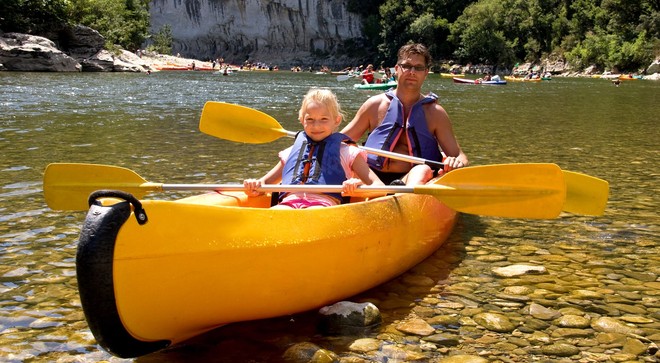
top-left (298, 88), bottom-right (344, 122)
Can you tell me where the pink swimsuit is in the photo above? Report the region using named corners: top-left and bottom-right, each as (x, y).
top-left (278, 198), bottom-right (334, 209)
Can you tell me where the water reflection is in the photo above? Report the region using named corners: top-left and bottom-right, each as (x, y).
top-left (0, 71), bottom-right (658, 361)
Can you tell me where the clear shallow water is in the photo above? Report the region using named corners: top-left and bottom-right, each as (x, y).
top-left (0, 71), bottom-right (658, 362)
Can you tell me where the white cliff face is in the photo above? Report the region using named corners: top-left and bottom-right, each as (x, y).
top-left (149, 0), bottom-right (363, 65)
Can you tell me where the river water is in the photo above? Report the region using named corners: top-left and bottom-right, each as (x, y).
top-left (0, 71), bottom-right (658, 362)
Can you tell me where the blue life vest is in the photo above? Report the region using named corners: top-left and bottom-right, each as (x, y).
top-left (281, 132), bottom-right (352, 201)
top-left (364, 90), bottom-right (443, 170)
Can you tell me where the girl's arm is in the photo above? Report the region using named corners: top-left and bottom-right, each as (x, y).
top-left (243, 162), bottom-right (283, 196)
top-left (343, 156), bottom-right (385, 198)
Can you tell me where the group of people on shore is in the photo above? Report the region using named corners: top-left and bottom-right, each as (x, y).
top-left (243, 43), bottom-right (468, 209)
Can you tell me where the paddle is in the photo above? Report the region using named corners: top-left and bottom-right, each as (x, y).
top-left (336, 74), bottom-right (354, 81)
top-left (199, 101), bottom-right (609, 216)
top-left (43, 163), bottom-right (565, 219)
top-left (562, 170), bottom-right (609, 216)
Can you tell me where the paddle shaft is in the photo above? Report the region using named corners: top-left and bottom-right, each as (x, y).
top-left (159, 183), bottom-right (434, 194)
top-left (336, 74), bottom-right (354, 81)
top-left (43, 162), bottom-right (567, 218)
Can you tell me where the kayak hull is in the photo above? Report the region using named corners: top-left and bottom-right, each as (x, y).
top-left (353, 81), bottom-right (397, 90)
top-left (76, 191), bottom-right (457, 358)
top-left (504, 76), bottom-right (542, 82)
top-left (452, 77), bottom-right (507, 85)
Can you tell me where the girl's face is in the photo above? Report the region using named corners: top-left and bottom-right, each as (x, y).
top-left (300, 101), bottom-right (341, 142)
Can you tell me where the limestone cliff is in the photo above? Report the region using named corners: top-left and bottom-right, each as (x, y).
top-left (149, 0), bottom-right (364, 66)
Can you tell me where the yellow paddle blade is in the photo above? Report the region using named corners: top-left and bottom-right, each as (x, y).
top-left (562, 171), bottom-right (609, 216)
top-left (199, 101), bottom-right (290, 143)
top-left (418, 163), bottom-right (566, 219)
top-left (43, 163), bottom-right (162, 211)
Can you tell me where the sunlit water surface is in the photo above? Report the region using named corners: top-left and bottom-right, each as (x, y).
top-left (0, 70), bottom-right (658, 362)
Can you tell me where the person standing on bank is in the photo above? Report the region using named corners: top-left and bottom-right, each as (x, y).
top-left (340, 43), bottom-right (469, 186)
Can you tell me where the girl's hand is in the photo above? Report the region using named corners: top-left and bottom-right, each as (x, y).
top-left (243, 179), bottom-right (263, 197)
top-left (341, 178), bottom-right (364, 196)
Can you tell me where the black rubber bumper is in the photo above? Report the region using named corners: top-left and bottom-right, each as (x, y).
top-left (76, 197), bottom-right (170, 358)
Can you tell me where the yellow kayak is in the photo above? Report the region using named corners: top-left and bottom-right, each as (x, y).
top-left (441, 72), bottom-right (464, 78)
top-left (77, 189), bottom-right (457, 358)
top-left (504, 76), bottom-right (542, 82)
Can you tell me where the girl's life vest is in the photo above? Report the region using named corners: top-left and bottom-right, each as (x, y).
top-left (364, 90), bottom-right (443, 171)
top-left (281, 132), bottom-right (353, 202)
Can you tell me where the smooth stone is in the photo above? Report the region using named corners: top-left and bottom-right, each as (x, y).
top-left (318, 301), bottom-right (382, 335)
top-left (540, 343), bottom-right (581, 357)
top-left (502, 286), bottom-right (533, 295)
top-left (528, 331), bottom-right (551, 344)
top-left (427, 315), bottom-right (460, 327)
top-left (423, 333), bottom-right (460, 346)
top-left (535, 283), bottom-right (572, 293)
top-left (621, 270), bottom-right (657, 282)
top-left (348, 338), bottom-right (381, 353)
top-left (529, 302), bottom-right (562, 320)
top-left (554, 314), bottom-right (592, 328)
top-left (507, 336), bottom-right (531, 347)
top-left (310, 349), bottom-right (339, 363)
top-left (395, 318), bottom-right (435, 336)
top-left (608, 353), bottom-right (638, 362)
top-left (433, 355), bottom-right (488, 363)
top-left (570, 289), bottom-right (604, 300)
top-left (619, 315), bottom-right (654, 324)
top-left (282, 342), bottom-right (324, 363)
top-left (608, 303), bottom-right (647, 314)
top-left (591, 317), bottom-right (645, 335)
top-left (435, 301), bottom-right (465, 310)
top-left (622, 338), bottom-right (647, 355)
top-left (472, 312), bottom-right (516, 333)
top-left (521, 318), bottom-right (551, 331)
top-left (551, 327), bottom-right (592, 338)
top-left (491, 264), bottom-right (547, 278)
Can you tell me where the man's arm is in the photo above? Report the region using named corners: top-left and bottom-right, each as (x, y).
top-left (427, 103), bottom-right (469, 166)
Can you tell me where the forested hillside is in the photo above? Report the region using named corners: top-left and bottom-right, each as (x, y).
top-left (2, 0), bottom-right (658, 72)
top-left (353, 0), bottom-right (659, 72)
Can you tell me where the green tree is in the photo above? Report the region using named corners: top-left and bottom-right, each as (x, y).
top-left (449, 0), bottom-right (517, 65)
top-left (0, 0), bottom-right (69, 34)
top-left (68, 0), bottom-right (150, 51)
top-left (148, 24), bottom-right (173, 55)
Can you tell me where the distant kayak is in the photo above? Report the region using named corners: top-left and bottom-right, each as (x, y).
top-left (441, 73), bottom-right (465, 78)
top-left (353, 81), bottom-right (397, 90)
top-left (452, 77), bottom-right (507, 85)
top-left (505, 76), bottom-right (542, 82)
top-left (154, 65), bottom-right (189, 71)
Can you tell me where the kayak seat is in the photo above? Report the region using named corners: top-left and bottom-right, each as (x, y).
top-left (177, 191), bottom-right (271, 208)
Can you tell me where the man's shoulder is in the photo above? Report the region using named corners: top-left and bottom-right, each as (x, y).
top-left (371, 92), bottom-right (391, 103)
top-left (422, 102), bottom-right (450, 125)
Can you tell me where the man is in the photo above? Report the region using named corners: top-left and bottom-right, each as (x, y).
top-left (360, 64), bottom-right (375, 84)
top-left (341, 43), bottom-right (469, 185)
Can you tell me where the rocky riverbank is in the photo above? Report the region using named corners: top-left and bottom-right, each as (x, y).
top-left (0, 26), bottom-right (212, 73)
top-left (2, 26), bottom-right (659, 79)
